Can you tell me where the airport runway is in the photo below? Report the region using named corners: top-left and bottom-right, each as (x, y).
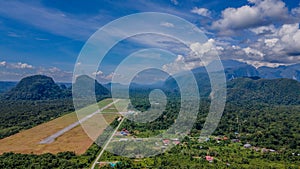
top-left (39, 99), bottom-right (120, 144)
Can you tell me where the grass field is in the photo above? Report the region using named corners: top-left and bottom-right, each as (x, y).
top-left (0, 99), bottom-right (120, 155)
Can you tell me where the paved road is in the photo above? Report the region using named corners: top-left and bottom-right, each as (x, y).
top-left (91, 117), bottom-right (125, 169)
top-left (40, 99), bottom-right (120, 144)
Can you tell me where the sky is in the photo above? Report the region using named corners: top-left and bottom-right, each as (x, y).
top-left (0, 0), bottom-right (300, 82)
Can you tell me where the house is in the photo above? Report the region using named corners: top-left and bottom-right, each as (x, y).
top-left (244, 143), bottom-right (252, 148)
top-left (205, 156), bottom-right (214, 162)
top-left (119, 138), bottom-right (128, 142)
top-left (162, 139), bottom-right (170, 145)
top-left (120, 128), bottom-right (130, 136)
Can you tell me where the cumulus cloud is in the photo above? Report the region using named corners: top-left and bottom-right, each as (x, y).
top-left (218, 23), bottom-right (300, 65)
top-left (0, 61), bottom-right (73, 82)
top-left (243, 47), bottom-right (264, 59)
top-left (162, 55), bottom-right (193, 74)
top-left (162, 39), bottom-right (221, 74)
top-left (92, 70), bottom-right (104, 76)
top-left (277, 23), bottom-right (300, 54)
top-left (212, 0), bottom-right (289, 34)
top-left (191, 7), bottom-right (211, 17)
top-left (0, 61), bottom-right (6, 66)
top-left (236, 59), bottom-right (284, 68)
top-left (13, 62), bottom-right (34, 69)
top-left (250, 25), bottom-right (276, 35)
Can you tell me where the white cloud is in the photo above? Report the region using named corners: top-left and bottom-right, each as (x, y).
top-left (160, 22), bottom-right (174, 28)
top-left (250, 25), bottom-right (276, 35)
top-left (162, 39), bottom-right (221, 74)
top-left (49, 67), bottom-right (61, 73)
top-left (212, 0), bottom-right (289, 33)
top-left (292, 6), bottom-right (300, 17)
top-left (243, 47), bottom-right (264, 59)
top-left (92, 70), bottom-right (104, 76)
top-left (236, 59), bottom-right (285, 68)
top-left (104, 72), bottom-right (117, 80)
top-left (13, 62), bottom-right (34, 69)
top-left (162, 55), bottom-right (195, 74)
top-left (191, 7), bottom-right (211, 17)
top-left (274, 23), bottom-right (300, 55)
top-left (264, 38), bottom-right (278, 47)
top-left (0, 61), bottom-right (6, 66)
top-left (0, 61), bottom-right (72, 82)
top-left (189, 39), bottom-right (220, 65)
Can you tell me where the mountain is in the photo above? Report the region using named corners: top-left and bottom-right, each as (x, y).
top-left (3, 75), bottom-right (69, 100)
top-left (258, 63), bottom-right (300, 81)
top-left (192, 60), bottom-right (259, 79)
top-left (2, 75), bottom-right (111, 101)
top-left (227, 78), bottom-right (300, 105)
top-left (72, 75), bottom-right (110, 101)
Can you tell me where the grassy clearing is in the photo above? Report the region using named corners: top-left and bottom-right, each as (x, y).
top-left (0, 99), bottom-right (120, 155)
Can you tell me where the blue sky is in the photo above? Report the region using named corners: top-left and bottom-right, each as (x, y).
top-left (0, 0), bottom-right (300, 82)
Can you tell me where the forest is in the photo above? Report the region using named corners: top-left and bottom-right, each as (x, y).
top-left (0, 77), bottom-right (299, 168)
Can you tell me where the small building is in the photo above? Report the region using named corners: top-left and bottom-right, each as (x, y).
top-left (163, 139), bottom-right (170, 145)
top-left (117, 117), bottom-right (122, 121)
top-left (119, 138), bottom-right (128, 142)
top-left (244, 143), bottom-right (252, 148)
top-left (120, 128), bottom-right (130, 136)
top-left (205, 156), bottom-right (214, 162)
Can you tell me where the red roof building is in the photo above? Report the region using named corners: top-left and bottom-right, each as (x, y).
top-left (205, 156), bottom-right (214, 162)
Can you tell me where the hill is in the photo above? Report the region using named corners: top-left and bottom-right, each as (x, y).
top-left (72, 75), bottom-right (110, 101)
top-left (3, 75), bottom-right (69, 100)
top-left (227, 78), bottom-right (300, 105)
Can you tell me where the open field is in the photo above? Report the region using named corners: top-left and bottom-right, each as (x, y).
top-left (0, 99), bottom-right (120, 155)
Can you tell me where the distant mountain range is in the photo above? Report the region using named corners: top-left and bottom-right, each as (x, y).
top-left (258, 63), bottom-right (300, 81)
top-left (0, 60), bottom-right (299, 103)
top-left (189, 59), bottom-right (300, 81)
